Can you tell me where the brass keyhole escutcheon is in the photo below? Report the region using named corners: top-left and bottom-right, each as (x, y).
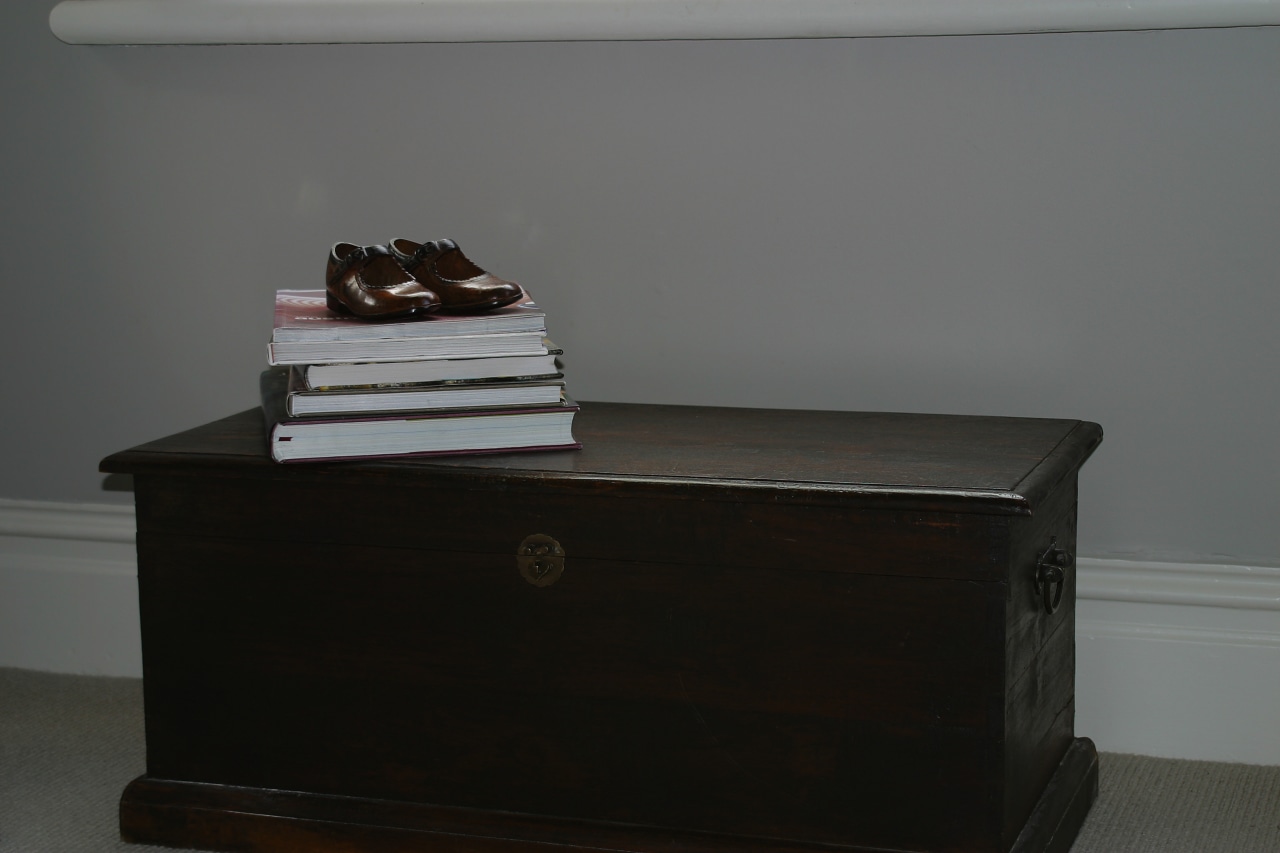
top-left (517, 534), bottom-right (565, 587)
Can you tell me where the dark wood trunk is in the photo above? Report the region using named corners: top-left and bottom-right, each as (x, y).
top-left (103, 401), bottom-right (1102, 853)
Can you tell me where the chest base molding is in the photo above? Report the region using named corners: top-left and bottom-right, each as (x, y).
top-left (121, 737), bottom-right (1098, 853)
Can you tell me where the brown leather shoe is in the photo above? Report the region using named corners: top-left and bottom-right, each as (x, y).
top-left (326, 243), bottom-right (440, 319)
top-left (388, 238), bottom-right (525, 314)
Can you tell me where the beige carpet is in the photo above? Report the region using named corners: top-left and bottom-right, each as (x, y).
top-left (1070, 751), bottom-right (1280, 852)
top-left (2, 667), bottom-right (1278, 852)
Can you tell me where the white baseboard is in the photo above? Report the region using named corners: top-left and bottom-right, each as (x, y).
top-left (1075, 557), bottom-right (1280, 766)
top-left (0, 499), bottom-right (141, 677)
top-left (3, 500), bottom-right (1278, 764)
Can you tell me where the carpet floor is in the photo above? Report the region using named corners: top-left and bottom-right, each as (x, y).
top-left (2, 667), bottom-right (1278, 852)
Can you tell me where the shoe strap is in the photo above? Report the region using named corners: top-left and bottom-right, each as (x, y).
top-left (412, 238), bottom-right (459, 265)
top-left (334, 243), bottom-right (395, 274)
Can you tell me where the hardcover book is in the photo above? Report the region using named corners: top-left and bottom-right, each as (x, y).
top-left (281, 367), bottom-right (567, 417)
top-left (271, 289), bottom-right (547, 343)
top-left (301, 346), bottom-right (564, 390)
top-left (260, 369), bottom-right (580, 463)
top-left (267, 331), bottom-right (549, 367)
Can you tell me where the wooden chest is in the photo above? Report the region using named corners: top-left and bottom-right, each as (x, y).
top-left (101, 401), bottom-right (1102, 853)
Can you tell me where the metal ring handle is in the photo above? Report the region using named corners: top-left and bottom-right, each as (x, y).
top-left (1035, 537), bottom-right (1073, 615)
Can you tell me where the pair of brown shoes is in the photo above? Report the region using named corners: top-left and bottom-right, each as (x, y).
top-left (326, 239), bottom-right (525, 320)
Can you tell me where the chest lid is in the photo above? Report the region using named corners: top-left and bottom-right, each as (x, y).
top-left (102, 401), bottom-right (1101, 517)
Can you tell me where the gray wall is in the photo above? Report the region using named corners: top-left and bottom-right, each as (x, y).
top-left (3, 0), bottom-right (1277, 565)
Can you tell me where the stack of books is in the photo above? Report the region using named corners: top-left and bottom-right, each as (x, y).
top-left (259, 290), bottom-right (580, 463)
